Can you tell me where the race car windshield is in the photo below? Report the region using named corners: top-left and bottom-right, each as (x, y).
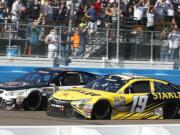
top-left (15, 71), bottom-right (51, 84)
top-left (84, 75), bottom-right (126, 93)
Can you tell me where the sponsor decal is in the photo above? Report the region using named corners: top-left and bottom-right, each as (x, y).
top-left (114, 96), bottom-right (126, 106)
top-left (62, 93), bottom-right (69, 97)
top-left (66, 89), bottom-right (100, 96)
top-left (152, 92), bottom-right (180, 100)
top-left (0, 82), bottom-right (27, 88)
top-left (84, 104), bottom-right (93, 116)
top-left (154, 107), bottom-right (163, 116)
top-left (50, 104), bottom-right (64, 111)
top-left (112, 96), bottom-right (127, 115)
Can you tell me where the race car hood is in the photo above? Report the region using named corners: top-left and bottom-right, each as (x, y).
top-left (0, 81), bottom-right (45, 91)
top-left (52, 88), bottom-right (113, 100)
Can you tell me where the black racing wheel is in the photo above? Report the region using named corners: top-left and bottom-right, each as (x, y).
top-left (23, 91), bottom-right (42, 111)
top-left (92, 100), bottom-right (111, 120)
top-left (163, 101), bottom-right (179, 119)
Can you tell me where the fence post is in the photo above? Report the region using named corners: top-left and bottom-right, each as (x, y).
top-left (116, 0), bottom-right (120, 61)
top-left (8, 23), bottom-right (12, 56)
top-left (150, 31), bottom-right (154, 62)
top-left (106, 28), bottom-right (109, 60)
top-left (58, 27), bottom-right (62, 58)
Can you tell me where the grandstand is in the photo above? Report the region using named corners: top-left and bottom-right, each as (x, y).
top-left (0, 0), bottom-right (179, 68)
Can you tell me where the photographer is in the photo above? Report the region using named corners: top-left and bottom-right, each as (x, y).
top-left (45, 27), bottom-right (60, 58)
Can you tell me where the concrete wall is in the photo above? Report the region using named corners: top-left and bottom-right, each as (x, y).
top-left (0, 57), bottom-right (174, 69)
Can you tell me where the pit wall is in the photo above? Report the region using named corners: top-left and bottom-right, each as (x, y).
top-left (0, 66), bottom-right (180, 85)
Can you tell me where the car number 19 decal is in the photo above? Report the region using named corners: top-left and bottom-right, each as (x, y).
top-left (130, 96), bottom-right (148, 113)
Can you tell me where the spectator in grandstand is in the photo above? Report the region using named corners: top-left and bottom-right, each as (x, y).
top-left (174, 5), bottom-right (180, 28)
top-left (27, 0), bottom-right (41, 22)
top-left (57, 2), bottom-right (68, 26)
top-left (111, 2), bottom-right (118, 29)
top-left (105, 4), bottom-right (112, 29)
top-left (40, 0), bottom-right (53, 25)
top-left (71, 27), bottom-right (80, 58)
top-left (85, 3), bottom-right (97, 34)
top-left (141, 0), bottom-right (149, 27)
top-left (164, 0), bottom-right (174, 22)
top-left (154, 0), bottom-right (167, 21)
top-left (28, 19), bottom-right (41, 57)
top-left (45, 27), bottom-right (60, 58)
top-left (4, 0), bottom-right (14, 16)
top-left (168, 27), bottom-right (180, 61)
top-left (134, 0), bottom-right (148, 26)
top-left (74, 3), bottom-right (85, 26)
top-left (125, 5), bottom-right (134, 29)
top-left (160, 27), bottom-right (170, 61)
top-left (0, 1), bottom-right (7, 37)
top-left (11, 0), bottom-right (26, 38)
top-left (78, 22), bottom-right (88, 58)
top-left (146, 5), bottom-right (155, 31)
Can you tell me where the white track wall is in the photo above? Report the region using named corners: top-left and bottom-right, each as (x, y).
top-left (0, 125), bottom-right (179, 135)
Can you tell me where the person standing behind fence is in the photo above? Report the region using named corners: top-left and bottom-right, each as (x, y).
top-left (160, 27), bottom-right (170, 61)
top-left (60, 29), bottom-right (67, 58)
top-left (71, 28), bottom-right (80, 58)
top-left (45, 27), bottom-right (60, 58)
top-left (168, 27), bottom-right (180, 61)
top-left (85, 3), bottom-right (97, 34)
top-left (29, 20), bottom-right (41, 57)
top-left (78, 23), bottom-right (88, 58)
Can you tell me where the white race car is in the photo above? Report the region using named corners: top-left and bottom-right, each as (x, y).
top-left (0, 68), bottom-right (99, 111)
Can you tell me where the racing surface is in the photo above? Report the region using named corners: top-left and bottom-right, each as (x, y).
top-left (0, 110), bottom-right (180, 125)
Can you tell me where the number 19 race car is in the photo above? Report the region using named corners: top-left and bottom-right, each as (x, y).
top-left (0, 68), bottom-right (99, 111)
top-left (47, 74), bottom-right (180, 119)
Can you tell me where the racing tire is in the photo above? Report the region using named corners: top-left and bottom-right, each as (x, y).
top-left (163, 101), bottom-right (179, 119)
top-left (23, 91), bottom-right (42, 111)
top-left (92, 100), bottom-right (111, 120)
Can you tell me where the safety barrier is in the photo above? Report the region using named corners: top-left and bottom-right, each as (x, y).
top-left (0, 66), bottom-right (180, 85)
top-left (0, 125), bottom-right (179, 135)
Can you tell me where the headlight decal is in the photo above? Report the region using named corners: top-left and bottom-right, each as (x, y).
top-left (84, 104), bottom-right (93, 116)
top-left (5, 90), bottom-right (26, 96)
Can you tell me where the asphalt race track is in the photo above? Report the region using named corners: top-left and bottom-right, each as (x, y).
top-left (0, 110), bottom-right (180, 125)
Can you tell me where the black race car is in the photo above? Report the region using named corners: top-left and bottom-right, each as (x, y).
top-left (0, 68), bottom-right (99, 111)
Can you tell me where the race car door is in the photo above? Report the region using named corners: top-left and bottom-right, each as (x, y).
top-left (116, 80), bottom-right (162, 119)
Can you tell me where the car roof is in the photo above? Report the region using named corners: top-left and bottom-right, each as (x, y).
top-left (34, 68), bottom-right (97, 76)
top-left (35, 67), bottom-right (75, 73)
top-left (107, 74), bottom-right (148, 80)
top-left (107, 74), bottom-right (170, 83)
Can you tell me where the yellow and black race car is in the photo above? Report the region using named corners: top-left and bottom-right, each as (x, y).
top-left (47, 74), bottom-right (180, 120)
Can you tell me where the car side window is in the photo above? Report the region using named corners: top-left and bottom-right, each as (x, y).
top-left (61, 73), bottom-right (81, 86)
top-left (50, 74), bottom-right (61, 86)
top-left (154, 82), bottom-right (177, 93)
top-left (124, 86), bottom-right (133, 94)
top-left (130, 81), bottom-right (151, 93)
top-left (80, 73), bottom-right (97, 85)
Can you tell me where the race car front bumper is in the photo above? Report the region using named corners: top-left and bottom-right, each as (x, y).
top-left (0, 97), bottom-right (17, 110)
top-left (47, 99), bottom-right (85, 119)
top-left (47, 99), bottom-right (74, 117)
